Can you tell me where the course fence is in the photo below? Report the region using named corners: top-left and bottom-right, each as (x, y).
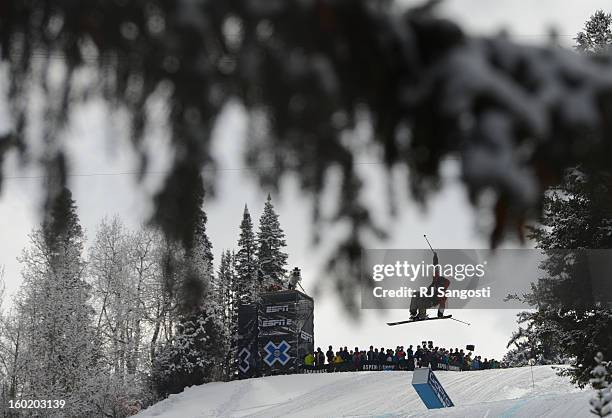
top-left (299, 361), bottom-right (488, 374)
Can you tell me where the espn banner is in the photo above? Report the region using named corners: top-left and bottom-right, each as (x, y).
top-left (299, 362), bottom-right (463, 373)
top-left (236, 290), bottom-right (314, 378)
top-left (258, 290), bottom-right (314, 375)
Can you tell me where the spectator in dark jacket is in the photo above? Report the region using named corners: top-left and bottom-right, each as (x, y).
top-left (341, 347), bottom-right (350, 362)
top-left (315, 347), bottom-right (325, 366)
top-left (378, 348), bottom-right (386, 364)
top-left (421, 349), bottom-right (432, 368)
top-left (326, 346), bottom-right (334, 364)
top-left (415, 346), bottom-right (423, 365)
top-left (367, 346), bottom-right (375, 362)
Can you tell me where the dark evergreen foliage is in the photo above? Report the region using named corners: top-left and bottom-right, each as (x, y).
top-left (178, 176), bottom-right (215, 314)
top-left (576, 10), bottom-right (612, 53)
top-left (506, 11), bottom-right (612, 387)
top-left (256, 195), bottom-right (288, 290)
top-left (42, 187), bottom-right (83, 252)
top-left (235, 206), bottom-right (257, 301)
top-left (590, 352), bottom-right (612, 416)
top-left (5, 2), bottom-right (612, 311)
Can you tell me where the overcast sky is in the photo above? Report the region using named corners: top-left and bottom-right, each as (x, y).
top-left (1, 0), bottom-right (610, 360)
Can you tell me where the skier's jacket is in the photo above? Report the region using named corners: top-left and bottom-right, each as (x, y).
top-left (429, 253), bottom-right (450, 307)
top-left (430, 274), bottom-right (450, 307)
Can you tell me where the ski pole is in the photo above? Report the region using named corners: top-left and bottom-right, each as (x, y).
top-left (424, 234), bottom-right (435, 253)
top-left (450, 317), bottom-right (471, 326)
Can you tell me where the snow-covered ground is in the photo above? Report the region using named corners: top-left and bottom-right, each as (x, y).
top-left (136, 366), bottom-right (593, 418)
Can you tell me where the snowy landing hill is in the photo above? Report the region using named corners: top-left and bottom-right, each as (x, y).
top-left (136, 366), bottom-right (593, 418)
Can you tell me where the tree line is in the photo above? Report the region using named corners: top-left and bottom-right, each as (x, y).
top-left (0, 189), bottom-right (289, 417)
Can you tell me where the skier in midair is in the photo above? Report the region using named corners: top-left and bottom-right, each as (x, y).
top-left (409, 252), bottom-right (450, 319)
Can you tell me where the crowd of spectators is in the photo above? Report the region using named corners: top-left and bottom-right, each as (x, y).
top-left (302, 343), bottom-right (504, 372)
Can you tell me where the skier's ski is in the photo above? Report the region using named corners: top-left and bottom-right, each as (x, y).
top-left (386, 315), bottom-right (452, 326)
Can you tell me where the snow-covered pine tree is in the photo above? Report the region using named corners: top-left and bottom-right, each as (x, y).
top-left (502, 348), bottom-right (529, 368)
top-left (256, 194), bottom-right (288, 291)
top-left (235, 205), bottom-right (258, 302)
top-left (151, 309), bottom-right (225, 397)
top-left (216, 250), bottom-right (236, 379)
top-left (192, 196), bottom-right (214, 277)
top-left (508, 11), bottom-right (612, 387)
top-left (151, 200), bottom-right (226, 396)
top-left (215, 251), bottom-right (232, 380)
top-left (16, 187), bottom-right (100, 415)
top-left (175, 175), bottom-right (214, 314)
top-left (590, 352), bottom-right (612, 417)
top-left (503, 311), bottom-right (567, 367)
top-left (227, 250), bottom-right (241, 379)
top-left (217, 251), bottom-right (235, 325)
top-left (191, 200), bottom-right (227, 382)
top-left (576, 10), bottom-right (612, 53)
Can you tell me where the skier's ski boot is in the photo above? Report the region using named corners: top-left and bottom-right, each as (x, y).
top-left (437, 310), bottom-right (445, 318)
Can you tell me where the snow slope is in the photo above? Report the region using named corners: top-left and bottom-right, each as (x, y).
top-left (136, 366), bottom-right (592, 418)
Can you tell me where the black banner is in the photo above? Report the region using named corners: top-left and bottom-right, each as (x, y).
top-left (236, 303), bottom-right (258, 379)
top-left (258, 290), bottom-right (314, 375)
